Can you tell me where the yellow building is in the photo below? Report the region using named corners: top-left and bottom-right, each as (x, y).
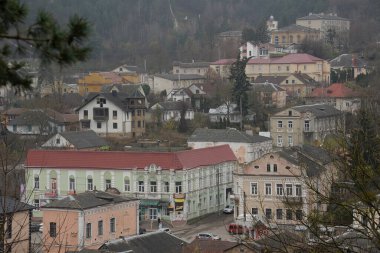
top-left (271, 24), bottom-right (320, 46)
top-left (78, 72), bottom-right (123, 96)
top-left (246, 53), bottom-right (331, 83)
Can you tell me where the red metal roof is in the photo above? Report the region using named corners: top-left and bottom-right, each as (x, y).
top-left (310, 83), bottom-right (359, 98)
top-left (248, 53), bottom-right (323, 64)
top-left (25, 145), bottom-right (236, 170)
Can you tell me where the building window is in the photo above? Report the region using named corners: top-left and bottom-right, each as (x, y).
top-left (84, 110), bottom-right (88, 118)
top-left (292, 80), bottom-right (295, 84)
top-left (69, 176), bottom-right (75, 191)
top-left (113, 110), bottom-right (117, 119)
top-left (86, 223), bottom-right (92, 238)
top-left (267, 164), bottom-right (270, 172)
top-left (265, 183), bottom-right (272, 195)
top-left (34, 199), bottom-right (40, 209)
top-left (150, 181), bottom-right (157, 192)
top-left (296, 210), bottom-right (303, 220)
top-left (289, 35), bottom-right (293, 43)
top-left (56, 138), bottom-right (60, 144)
top-left (288, 121), bottom-right (293, 128)
top-left (288, 136), bottom-right (293, 146)
top-left (276, 184), bottom-right (283, 195)
top-left (138, 121), bottom-right (141, 128)
top-left (274, 164), bottom-right (277, 172)
top-left (277, 120), bottom-right (283, 128)
top-left (304, 120), bottom-right (310, 131)
top-left (163, 182), bottom-right (169, 192)
top-left (265, 209), bottom-right (272, 219)
top-left (276, 209), bottom-right (283, 220)
top-left (286, 209), bottom-right (293, 220)
top-left (34, 176), bottom-right (39, 189)
top-left (137, 110), bottom-right (141, 116)
top-left (110, 218), bottom-right (115, 233)
top-left (50, 222), bottom-right (57, 237)
top-left (112, 122), bottom-right (117, 129)
top-left (286, 66), bottom-right (290, 71)
top-left (277, 136), bottom-right (283, 147)
top-left (288, 110), bottom-right (292, 116)
top-left (303, 65), bottom-right (307, 71)
top-left (251, 183), bottom-right (258, 195)
top-left (87, 177), bottom-right (93, 191)
top-left (138, 181), bottom-right (144, 192)
top-left (97, 122), bottom-right (102, 129)
top-left (124, 178), bottom-right (130, 191)
top-left (252, 208), bottom-right (258, 215)
top-left (286, 184), bottom-right (293, 196)
top-left (296, 185), bottom-right (302, 196)
top-left (105, 179), bottom-right (111, 189)
top-left (98, 220), bottom-right (103, 236)
top-left (175, 182), bottom-right (182, 193)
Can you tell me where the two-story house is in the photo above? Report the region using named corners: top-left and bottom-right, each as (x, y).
top-left (24, 145), bottom-right (237, 223)
top-left (152, 74), bottom-right (205, 94)
top-left (249, 82), bottom-right (287, 108)
top-left (149, 101), bottom-right (194, 122)
top-left (166, 84), bottom-right (207, 110)
top-left (41, 191), bottom-right (139, 253)
top-left (188, 128), bottom-right (272, 164)
top-left (233, 146), bottom-right (335, 228)
top-left (330, 54), bottom-right (368, 80)
top-left (270, 24), bottom-right (320, 46)
top-left (239, 42), bottom-right (276, 59)
top-left (172, 61), bottom-right (210, 76)
top-left (270, 104), bottom-right (343, 147)
top-left (76, 91), bottom-right (146, 137)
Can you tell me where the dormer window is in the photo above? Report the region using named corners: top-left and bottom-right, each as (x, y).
top-left (97, 98), bottom-right (106, 105)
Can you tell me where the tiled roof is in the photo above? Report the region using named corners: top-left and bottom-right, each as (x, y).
top-left (0, 196), bottom-right (34, 214)
top-left (309, 83), bottom-right (359, 98)
top-left (277, 24), bottom-right (320, 33)
top-left (42, 191), bottom-right (137, 210)
top-left (251, 82), bottom-right (285, 92)
top-left (254, 75), bottom-right (287, 84)
top-left (154, 73), bottom-right (205, 81)
top-left (188, 128), bottom-right (271, 143)
top-left (330, 54), bottom-right (367, 68)
top-left (2, 107), bottom-right (28, 115)
top-left (99, 231), bottom-right (187, 253)
top-left (292, 103), bottom-right (342, 118)
top-left (248, 53), bottom-right (324, 64)
top-left (59, 130), bottom-right (108, 149)
top-left (98, 72), bottom-right (124, 83)
top-left (297, 13), bottom-right (349, 21)
top-left (173, 61), bottom-right (210, 68)
top-left (9, 110), bottom-right (59, 125)
top-left (210, 59), bottom-right (236, 65)
top-left (25, 145), bottom-right (236, 170)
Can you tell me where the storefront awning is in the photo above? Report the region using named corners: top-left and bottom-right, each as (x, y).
top-left (139, 199), bottom-right (160, 206)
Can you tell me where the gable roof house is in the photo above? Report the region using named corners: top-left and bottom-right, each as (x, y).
top-left (172, 61), bottom-right (211, 76)
top-left (149, 101), bottom-right (194, 122)
top-left (250, 82), bottom-right (287, 108)
top-left (152, 73), bottom-right (205, 94)
top-left (270, 104), bottom-right (343, 147)
top-left (41, 130), bottom-right (108, 150)
top-left (208, 103), bottom-right (242, 124)
top-left (330, 54), bottom-right (368, 80)
top-left (306, 83), bottom-right (361, 113)
top-left (78, 72), bottom-right (124, 96)
top-left (111, 64), bottom-right (149, 84)
top-left (188, 128), bottom-right (272, 163)
top-left (76, 91), bottom-right (146, 137)
top-left (167, 83), bottom-right (207, 111)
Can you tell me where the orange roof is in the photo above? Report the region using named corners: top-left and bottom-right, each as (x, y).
top-left (25, 145), bottom-right (237, 170)
top-left (310, 83), bottom-right (359, 98)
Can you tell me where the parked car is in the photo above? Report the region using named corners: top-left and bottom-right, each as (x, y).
top-left (158, 227), bottom-right (172, 233)
top-left (196, 232), bottom-right (221, 240)
top-left (223, 205), bottom-right (234, 214)
top-left (228, 223), bottom-right (244, 234)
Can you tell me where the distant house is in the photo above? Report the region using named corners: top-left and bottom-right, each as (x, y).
top-left (208, 103), bottom-right (241, 124)
top-left (1, 108), bottom-right (28, 126)
top-left (305, 83), bottom-right (361, 113)
top-left (111, 64), bottom-right (149, 84)
top-left (172, 61), bottom-right (210, 76)
top-left (1, 196), bottom-right (34, 253)
top-left (254, 73), bottom-right (318, 97)
top-left (149, 101), bottom-right (194, 122)
top-left (330, 54), bottom-right (368, 80)
top-left (167, 83), bottom-right (207, 110)
top-left (250, 82), bottom-right (287, 108)
top-left (270, 24), bottom-right (320, 46)
top-left (101, 83), bottom-right (149, 107)
top-left (270, 104), bottom-right (343, 147)
top-left (239, 42), bottom-right (276, 59)
top-left (76, 91), bottom-right (146, 137)
top-left (99, 231), bottom-right (188, 253)
top-left (78, 72), bottom-right (124, 96)
top-left (41, 130), bottom-right (108, 150)
top-left (40, 81), bottom-right (79, 97)
top-left (6, 109), bottom-right (78, 135)
top-left (152, 73), bottom-right (205, 94)
top-left (188, 128), bottom-right (272, 163)
top-left (209, 59), bottom-right (236, 79)
top-left (41, 191), bottom-right (139, 253)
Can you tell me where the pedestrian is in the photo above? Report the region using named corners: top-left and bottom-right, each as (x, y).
top-left (157, 217), bottom-right (161, 225)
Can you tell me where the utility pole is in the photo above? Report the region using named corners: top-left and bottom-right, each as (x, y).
top-left (243, 191), bottom-right (246, 222)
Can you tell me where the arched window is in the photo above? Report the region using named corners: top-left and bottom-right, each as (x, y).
top-left (69, 175), bottom-right (75, 191)
top-left (87, 175), bottom-right (93, 191)
top-left (104, 172), bottom-right (112, 189)
top-left (289, 35), bottom-right (294, 43)
top-left (34, 175), bottom-right (40, 189)
top-left (49, 170), bottom-right (57, 193)
top-left (297, 35), bottom-right (301, 43)
top-left (124, 176), bottom-right (130, 192)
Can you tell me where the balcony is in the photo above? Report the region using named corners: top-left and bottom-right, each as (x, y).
top-left (303, 127), bottom-right (313, 132)
top-left (93, 107), bottom-right (109, 121)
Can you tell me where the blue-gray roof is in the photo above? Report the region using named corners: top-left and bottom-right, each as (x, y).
top-left (292, 104), bottom-right (342, 118)
top-left (188, 128), bottom-right (272, 143)
top-left (59, 130), bottom-right (108, 149)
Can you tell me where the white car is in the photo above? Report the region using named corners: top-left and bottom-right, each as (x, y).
top-left (196, 232), bottom-right (221, 240)
top-left (39, 223), bottom-right (43, 233)
top-left (223, 205), bottom-right (234, 214)
top-left (158, 227), bottom-right (171, 233)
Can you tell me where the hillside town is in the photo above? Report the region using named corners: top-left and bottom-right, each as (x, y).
top-left (1, 2), bottom-right (380, 253)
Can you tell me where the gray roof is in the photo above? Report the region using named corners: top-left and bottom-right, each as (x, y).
top-left (250, 82), bottom-right (285, 92)
top-left (99, 231), bottom-right (187, 253)
top-left (0, 196), bottom-right (34, 214)
top-left (59, 130), bottom-right (108, 149)
top-left (277, 24), bottom-right (320, 33)
top-left (173, 61), bottom-right (210, 68)
top-left (9, 110), bottom-right (60, 126)
top-left (42, 191), bottom-right (137, 210)
top-left (292, 104), bottom-right (342, 118)
top-left (154, 101), bottom-right (193, 111)
top-left (292, 73), bottom-right (319, 86)
top-left (297, 13), bottom-right (349, 21)
top-left (254, 75), bottom-right (287, 84)
top-left (154, 73), bottom-right (205, 81)
top-left (330, 54), bottom-right (367, 68)
top-left (100, 84), bottom-right (146, 97)
top-left (188, 128), bottom-right (271, 143)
